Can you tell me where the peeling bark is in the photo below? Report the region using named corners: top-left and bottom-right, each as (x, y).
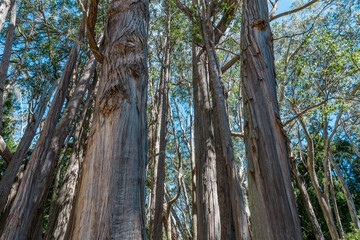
top-left (0, 79), bottom-right (57, 215)
top-left (68, 1), bottom-right (149, 238)
top-left (241, 0), bottom-right (302, 239)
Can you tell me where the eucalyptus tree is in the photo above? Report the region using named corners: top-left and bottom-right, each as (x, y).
top-left (68, 0), bottom-right (149, 238)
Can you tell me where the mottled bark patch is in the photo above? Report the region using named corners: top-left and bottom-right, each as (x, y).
top-left (99, 83), bottom-right (125, 117)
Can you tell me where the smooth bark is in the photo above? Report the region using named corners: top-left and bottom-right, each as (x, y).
top-left (68, 1), bottom-right (149, 238)
top-left (0, 135), bottom-right (12, 163)
top-left (241, 0), bottom-right (302, 239)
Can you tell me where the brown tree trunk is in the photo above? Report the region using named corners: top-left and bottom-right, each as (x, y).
top-left (192, 43), bottom-right (221, 240)
top-left (241, 0), bottom-right (302, 239)
top-left (68, 1), bottom-right (149, 238)
top-left (0, 15), bottom-right (87, 240)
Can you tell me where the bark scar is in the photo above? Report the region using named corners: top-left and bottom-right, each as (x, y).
top-left (252, 19), bottom-right (267, 30)
top-left (99, 83), bottom-right (128, 117)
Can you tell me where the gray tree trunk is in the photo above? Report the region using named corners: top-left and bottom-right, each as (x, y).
top-left (329, 164), bottom-right (345, 239)
top-left (68, 1), bottom-right (149, 238)
top-left (241, 0), bottom-right (303, 239)
top-left (0, 15), bottom-right (87, 240)
top-left (192, 43), bottom-right (221, 240)
top-left (199, 23), bottom-right (249, 240)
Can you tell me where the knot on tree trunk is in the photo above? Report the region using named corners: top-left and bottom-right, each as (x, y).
top-left (252, 19), bottom-right (267, 30)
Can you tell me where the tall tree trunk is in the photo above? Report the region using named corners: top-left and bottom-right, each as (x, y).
top-left (0, 14), bottom-right (87, 240)
top-left (200, 21), bottom-right (250, 240)
top-left (192, 43), bottom-right (221, 240)
top-left (289, 158), bottom-right (325, 240)
top-left (241, 0), bottom-right (302, 239)
top-left (0, 0), bottom-right (17, 133)
top-left (68, 1), bottom-right (149, 238)
top-left (44, 74), bottom-right (96, 240)
top-left (149, 3), bottom-right (170, 238)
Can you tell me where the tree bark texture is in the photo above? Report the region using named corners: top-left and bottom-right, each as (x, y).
top-left (241, 0), bottom-right (303, 239)
top-left (192, 44), bottom-right (221, 240)
top-left (0, 16), bottom-right (86, 240)
top-left (68, 1), bottom-right (149, 239)
top-left (199, 20), bottom-right (250, 240)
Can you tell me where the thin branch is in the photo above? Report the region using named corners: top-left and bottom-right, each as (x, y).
top-left (270, 0), bottom-right (320, 21)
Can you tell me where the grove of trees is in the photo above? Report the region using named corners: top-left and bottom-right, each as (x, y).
top-left (0, 0), bottom-right (359, 239)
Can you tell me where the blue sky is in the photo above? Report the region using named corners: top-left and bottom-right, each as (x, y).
top-left (276, 0), bottom-right (293, 13)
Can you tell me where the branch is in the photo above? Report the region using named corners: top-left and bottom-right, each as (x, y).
top-left (343, 127), bottom-right (360, 158)
top-left (214, 0), bottom-right (239, 45)
top-left (87, 0), bottom-right (104, 64)
top-left (173, 0), bottom-right (194, 19)
top-left (283, 98), bottom-right (329, 126)
top-left (270, 0), bottom-right (320, 21)
top-left (0, 135), bottom-right (12, 163)
top-left (231, 132), bottom-right (244, 138)
top-left (221, 54), bottom-right (240, 73)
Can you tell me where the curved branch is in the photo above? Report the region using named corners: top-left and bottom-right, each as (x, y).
top-left (87, 0), bottom-right (104, 64)
top-left (270, 0), bottom-right (319, 21)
